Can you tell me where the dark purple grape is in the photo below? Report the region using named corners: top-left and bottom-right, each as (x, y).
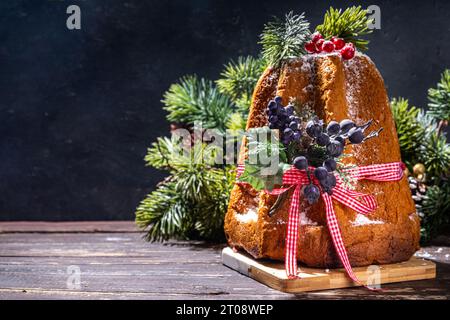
top-left (326, 140), bottom-right (344, 157)
top-left (268, 100), bottom-right (278, 111)
top-left (293, 132), bottom-right (301, 141)
top-left (269, 123), bottom-right (276, 129)
top-left (334, 136), bottom-right (345, 145)
top-left (269, 115), bottom-right (278, 123)
top-left (289, 121), bottom-right (298, 130)
top-left (323, 158), bottom-right (337, 172)
top-left (306, 120), bottom-right (315, 136)
top-left (269, 106), bottom-right (280, 117)
top-left (327, 121), bottom-right (340, 135)
top-left (293, 156), bottom-right (308, 170)
top-left (306, 120), bottom-right (322, 138)
top-left (288, 115), bottom-right (296, 121)
top-left (316, 133), bottom-right (330, 146)
top-left (278, 113), bottom-right (287, 122)
top-left (285, 105), bottom-right (294, 115)
top-left (274, 96), bottom-right (282, 104)
top-left (303, 184), bottom-right (320, 204)
top-left (348, 127), bottom-right (365, 144)
top-left (283, 128), bottom-right (293, 137)
top-left (340, 119), bottom-right (355, 134)
top-left (326, 173), bottom-right (337, 188)
top-left (314, 166), bottom-right (328, 181)
top-left (282, 136), bottom-right (290, 145)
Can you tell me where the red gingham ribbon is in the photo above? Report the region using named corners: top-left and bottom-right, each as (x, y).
top-left (236, 162), bottom-right (405, 285)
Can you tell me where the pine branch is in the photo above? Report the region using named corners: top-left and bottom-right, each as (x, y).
top-left (419, 131), bottom-right (450, 180)
top-left (162, 75), bottom-right (234, 132)
top-left (227, 112), bottom-right (247, 131)
top-left (391, 97), bottom-right (449, 181)
top-left (144, 137), bottom-right (178, 170)
top-left (137, 139), bottom-right (235, 242)
top-left (391, 98), bottom-right (428, 166)
top-left (260, 12), bottom-right (310, 67)
top-left (216, 56), bottom-right (266, 103)
top-left (135, 179), bottom-right (193, 242)
top-left (192, 167), bottom-right (235, 240)
top-left (420, 182), bottom-right (450, 243)
top-left (428, 69), bottom-right (450, 121)
top-left (315, 6), bottom-right (373, 51)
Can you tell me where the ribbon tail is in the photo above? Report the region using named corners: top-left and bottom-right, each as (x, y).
top-left (285, 184), bottom-right (302, 279)
top-left (323, 193), bottom-right (380, 290)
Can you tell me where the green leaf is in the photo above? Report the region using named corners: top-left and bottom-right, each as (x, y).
top-left (238, 126), bottom-right (290, 191)
top-left (238, 162), bottom-right (291, 191)
top-left (315, 6), bottom-right (373, 51)
top-left (238, 164), bottom-right (266, 191)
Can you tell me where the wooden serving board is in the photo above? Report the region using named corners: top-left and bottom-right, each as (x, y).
top-left (222, 247), bottom-right (436, 293)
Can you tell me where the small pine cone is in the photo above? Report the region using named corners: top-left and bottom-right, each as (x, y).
top-left (408, 176), bottom-right (428, 217)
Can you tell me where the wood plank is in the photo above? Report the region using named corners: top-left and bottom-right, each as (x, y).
top-left (0, 231), bottom-right (448, 300)
top-left (222, 247), bottom-right (437, 293)
top-left (0, 221), bottom-right (138, 233)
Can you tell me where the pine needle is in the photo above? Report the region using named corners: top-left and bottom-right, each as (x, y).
top-left (428, 69), bottom-right (450, 121)
top-left (216, 56), bottom-right (266, 103)
top-left (315, 6), bottom-right (373, 51)
top-left (260, 11), bottom-right (310, 67)
top-left (162, 75), bottom-right (234, 132)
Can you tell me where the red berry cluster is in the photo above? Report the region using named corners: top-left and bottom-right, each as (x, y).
top-left (304, 32), bottom-right (355, 60)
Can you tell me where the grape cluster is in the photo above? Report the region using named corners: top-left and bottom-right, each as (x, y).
top-left (266, 96), bottom-right (302, 145)
top-left (294, 118), bottom-right (377, 201)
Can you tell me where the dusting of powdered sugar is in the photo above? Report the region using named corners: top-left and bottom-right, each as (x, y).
top-left (299, 204), bottom-right (318, 226)
top-left (301, 59), bottom-right (312, 73)
top-left (300, 211), bottom-right (317, 226)
top-left (307, 51), bottom-right (341, 58)
top-left (343, 55), bottom-right (364, 121)
top-left (351, 213), bottom-right (384, 226)
top-left (343, 53), bottom-right (382, 157)
top-left (235, 207), bottom-right (258, 223)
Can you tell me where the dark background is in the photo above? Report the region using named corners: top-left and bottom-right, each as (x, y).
top-left (0, 0), bottom-right (449, 220)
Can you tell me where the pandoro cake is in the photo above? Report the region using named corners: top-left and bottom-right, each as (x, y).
top-left (224, 52), bottom-right (420, 268)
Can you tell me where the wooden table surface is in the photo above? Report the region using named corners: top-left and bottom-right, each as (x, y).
top-left (0, 221), bottom-right (449, 300)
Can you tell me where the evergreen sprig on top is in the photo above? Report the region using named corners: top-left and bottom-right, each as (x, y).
top-left (260, 11), bottom-right (310, 67)
top-left (315, 6), bottom-right (373, 51)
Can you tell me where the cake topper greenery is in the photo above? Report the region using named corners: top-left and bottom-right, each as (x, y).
top-left (260, 11), bottom-right (310, 67)
top-left (315, 6), bottom-right (373, 51)
top-left (136, 7), bottom-right (449, 244)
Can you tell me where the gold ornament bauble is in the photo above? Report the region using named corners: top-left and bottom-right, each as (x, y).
top-left (413, 163), bottom-right (426, 176)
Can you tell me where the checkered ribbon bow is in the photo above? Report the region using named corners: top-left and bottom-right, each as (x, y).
top-left (236, 162), bottom-right (405, 285)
